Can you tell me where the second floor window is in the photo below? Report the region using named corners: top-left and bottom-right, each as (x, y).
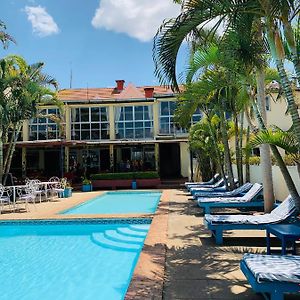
top-left (159, 101), bottom-right (202, 135)
top-left (115, 105), bottom-right (154, 139)
top-left (29, 108), bottom-right (59, 140)
top-left (71, 107), bottom-right (109, 140)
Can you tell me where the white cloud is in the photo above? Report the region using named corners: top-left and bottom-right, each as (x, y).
top-left (91, 0), bottom-right (181, 42)
top-left (25, 5), bottom-right (59, 37)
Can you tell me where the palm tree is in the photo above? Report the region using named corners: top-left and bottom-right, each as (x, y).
top-left (0, 20), bottom-right (15, 49)
top-left (0, 55), bottom-right (58, 182)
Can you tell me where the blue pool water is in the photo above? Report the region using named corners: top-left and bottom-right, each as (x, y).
top-left (0, 219), bottom-right (151, 300)
top-left (62, 191), bottom-right (161, 215)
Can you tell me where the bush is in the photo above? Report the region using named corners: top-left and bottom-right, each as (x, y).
top-left (90, 171), bottom-right (159, 180)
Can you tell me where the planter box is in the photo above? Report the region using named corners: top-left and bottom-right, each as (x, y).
top-left (82, 184), bottom-right (93, 192)
top-left (92, 178), bottom-right (160, 190)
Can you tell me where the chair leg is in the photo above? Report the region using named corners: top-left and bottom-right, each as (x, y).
top-left (270, 290), bottom-right (284, 300)
top-left (215, 228), bottom-right (224, 245)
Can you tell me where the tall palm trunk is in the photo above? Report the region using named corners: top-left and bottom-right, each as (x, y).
top-left (239, 112), bottom-right (244, 183)
top-left (256, 70), bottom-right (275, 212)
top-left (282, 18), bottom-right (300, 87)
top-left (265, 25), bottom-right (300, 148)
top-left (3, 123), bottom-right (22, 185)
top-left (245, 125), bottom-right (251, 182)
top-left (0, 125), bottom-right (3, 183)
top-left (207, 117), bottom-right (227, 185)
top-left (219, 106), bottom-right (235, 190)
top-left (3, 123), bottom-right (16, 170)
top-left (252, 92), bottom-right (300, 210)
top-left (234, 113), bottom-right (243, 184)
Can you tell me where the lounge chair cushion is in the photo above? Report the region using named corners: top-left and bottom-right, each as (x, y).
top-left (198, 183), bottom-right (262, 203)
top-left (194, 182), bottom-right (253, 198)
top-left (243, 253), bottom-right (300, 283)
top-left (205, 196), bottom-right (296, 225)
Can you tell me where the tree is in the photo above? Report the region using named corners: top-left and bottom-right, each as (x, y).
top-left (0, 55), bottom-right (58, 182)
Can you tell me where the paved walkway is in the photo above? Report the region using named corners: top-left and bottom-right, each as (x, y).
top-left (163, 189), bottom-right (298, 300)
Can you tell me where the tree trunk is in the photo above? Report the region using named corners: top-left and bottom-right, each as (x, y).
top-left (265, 25), bottom-right (300, 149)
top-left (207, 118), bottom-right (227, 186)
top-left (282, 19), bottom-right (300, 87)
top-left (239, 112), bottom-right (244, 183)
top-left (253, 86), bottom-right (300, 210)
top-left (3, 123), bottom-right (22, 185)
top-left (234, 113), bottom-right (243, 185)
top-left (220, 108), bottom-right (235, 190)
top-left (245, 126), bottom-right (251, 182)
top-left (256, 70), bottom-right (275, 212)
top-left (3, 124), bottom-right (16, 172)
top-left (0, 126), bottom-right (3, 183)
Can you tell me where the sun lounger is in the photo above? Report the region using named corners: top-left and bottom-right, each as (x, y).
top-left (197, 183), bottom-right (263, 214)
top-left (185, 173), bottom-right (220, 188)
top-left (193, 182), bottom-right (253, 199)
top-left (189, 178), bottom-right (239, 195)
top-left (240, 253), bottom-right (300, 300)
top-left (204, 196), bottom-right (296, 244)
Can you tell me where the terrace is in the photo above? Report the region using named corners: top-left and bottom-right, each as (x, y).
top-left (0, 187), bottom-right (297, 299)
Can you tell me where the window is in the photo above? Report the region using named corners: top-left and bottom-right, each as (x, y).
top-left (71, 107), bottom-right (109, 140)
top-left (29, 108), bottom-right (60, 140)
top-left (159, 101), bottom-right (202, 134)
top-left (115, 105), bottom-right (153, 139)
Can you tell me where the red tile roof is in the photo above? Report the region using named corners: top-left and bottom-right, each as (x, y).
top-left (58, 85), bottom-right (174, 101)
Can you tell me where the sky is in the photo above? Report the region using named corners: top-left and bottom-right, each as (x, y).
top-left (1, 0), bottom-right (186, 90)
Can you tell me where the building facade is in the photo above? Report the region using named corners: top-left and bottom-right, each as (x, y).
top-left (12, 80), bottom-right (201, 180)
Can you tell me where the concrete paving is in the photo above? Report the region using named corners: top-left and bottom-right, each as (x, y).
top-left (163, 189), bottom-right (299, 300)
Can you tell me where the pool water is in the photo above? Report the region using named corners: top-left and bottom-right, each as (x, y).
top-left (62, 191), bottom-right (161, 215)
top-left (0, 220), bottom-right (150, 300)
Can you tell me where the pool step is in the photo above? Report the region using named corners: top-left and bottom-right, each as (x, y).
top-left (104, 230), bottom-right (144, 244)
top-left (91, 233), bottom-right (142, 251)
top-left (116, 227), bottom-right (148, 238)
top-left (129, 224), bottom-right (150, 232)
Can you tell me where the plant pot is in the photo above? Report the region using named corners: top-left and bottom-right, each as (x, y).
top-left (131, 180), bottom-right (137, 189)
top-left (82, 184), bottom-right (92, 192)
top-left (63, 187), bottom-right (72, 198)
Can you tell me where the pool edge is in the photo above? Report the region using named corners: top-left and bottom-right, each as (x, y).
top-left (125, 189), bottom-right (169, 299)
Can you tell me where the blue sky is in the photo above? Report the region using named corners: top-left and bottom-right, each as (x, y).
top-left (1, 0), bottom-right (185, 89)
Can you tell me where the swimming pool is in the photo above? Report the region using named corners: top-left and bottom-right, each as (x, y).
top-left (0, 219), bottom-right (150, 300)
top-left (62, 191), bottom-right (161, 215)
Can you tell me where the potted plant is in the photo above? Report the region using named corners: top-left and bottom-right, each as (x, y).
top-left (82, 178), bottom-right (92, 192)
top-left (63, 182), bottom-right (73, 198)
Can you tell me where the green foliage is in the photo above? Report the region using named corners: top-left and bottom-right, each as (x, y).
top-left (90, 172), bottom-right (159, 180)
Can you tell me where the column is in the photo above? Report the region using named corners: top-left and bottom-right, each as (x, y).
top-left (21, 147), bottom-right (26, 178)
top-left (154, 143), bottom-right (159, 172)
top-left (65, 105), bottom-right (71, 141)
top-left (109, 144), bottom-right (114, 171)
top-left (23, 120), bottom-right (29, 141)
top-left (64, 146), bottom-right (69, 173)
top-left (109, 106), bottom-right (115, 140)
top-left (153, 101), bottom-right (159, 136)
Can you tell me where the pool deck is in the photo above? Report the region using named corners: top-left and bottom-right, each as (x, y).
top-left (0, 189), bottom-right (298, 299)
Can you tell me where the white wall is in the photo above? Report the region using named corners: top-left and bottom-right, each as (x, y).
top-left (233, 165), bottom-right (300, 201)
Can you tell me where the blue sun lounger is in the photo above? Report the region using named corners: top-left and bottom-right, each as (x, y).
top-left (193, 182), bottom-right (253, 199)
top-left (197, 183), bottom-right (263, 214)
top-left (185, 173), bottom-right (220, 189)
top-left (204, 196), bottom-right (296, 244)
top-left (240, 253), bottom-right (300, 300)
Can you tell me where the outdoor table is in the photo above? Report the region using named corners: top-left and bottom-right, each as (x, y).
top-left (266, 224), bottom-right (300, 255)
top-left (38, 181), bottom-right (59, 199)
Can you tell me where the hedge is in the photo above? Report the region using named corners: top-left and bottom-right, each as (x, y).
top-left (90, 171), bottom-right (159, 180)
